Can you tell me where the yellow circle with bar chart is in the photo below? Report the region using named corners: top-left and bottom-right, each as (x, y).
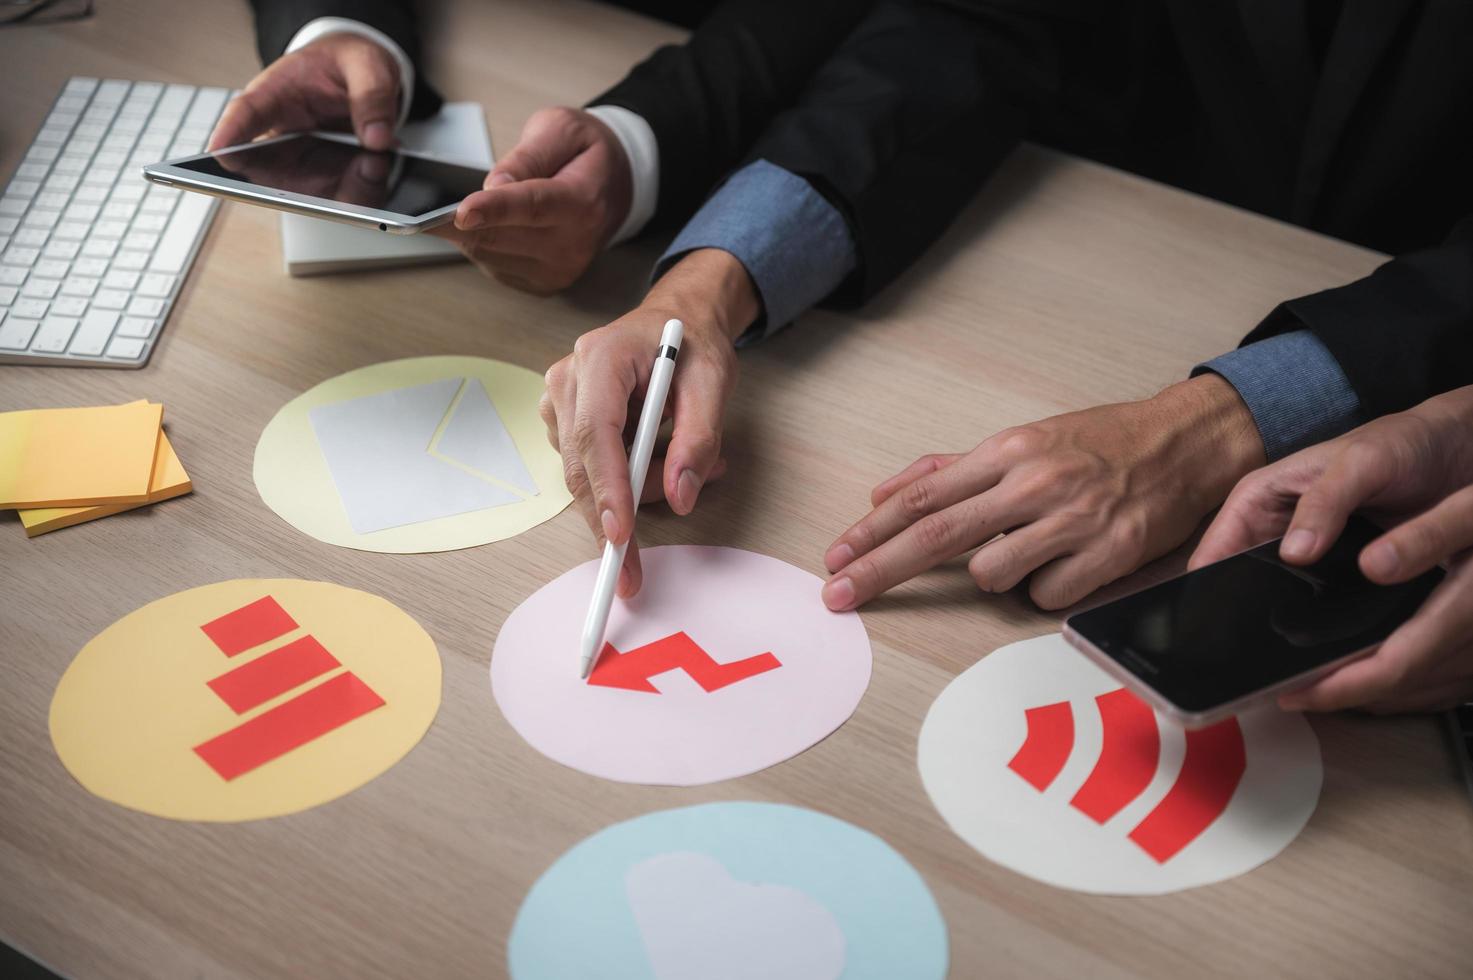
top-left (49, 579), bottom-right (441, 822)
top-left (254, 355), bottom-right (572, 553)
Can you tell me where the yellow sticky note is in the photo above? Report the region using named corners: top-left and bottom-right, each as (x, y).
top-left (20, 427), bottom-right (192, 536)
top-left (0, 401), bottom-right (163, 508)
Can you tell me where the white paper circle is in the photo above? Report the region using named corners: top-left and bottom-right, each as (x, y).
top-left (491, 546), bottom-right (872, 785)
top-left (918, 633), bottom-right (1321, 895)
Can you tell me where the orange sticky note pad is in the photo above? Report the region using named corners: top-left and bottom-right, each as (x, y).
top-left (0, 401), bottom-right (162, 508)
top-left (19, 427), bottom-right (192, 536)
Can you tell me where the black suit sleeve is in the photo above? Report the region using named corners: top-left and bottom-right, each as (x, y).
top-left (588, 0), bottom-right (876, 230)
top-left (245, 0), bottom-right (442, 119)
top-left (1241, 215), bottom-right (1473, 420)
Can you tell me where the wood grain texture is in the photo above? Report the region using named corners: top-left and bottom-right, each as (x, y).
top-left (2, 2), bottom-right (1471, 977)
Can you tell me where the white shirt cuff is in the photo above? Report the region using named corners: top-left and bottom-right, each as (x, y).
top-left (285, 17), bottom-right (414, 129)
top-left (587, 105), bottom-right (659, 245)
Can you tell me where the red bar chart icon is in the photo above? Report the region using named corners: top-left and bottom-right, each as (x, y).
top-left (192, 596), bottom-right (386, 781)
top-left (1007, 688), bottom-right (1246, 863)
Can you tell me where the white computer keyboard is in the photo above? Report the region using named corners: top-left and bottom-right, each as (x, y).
top-left (0, 77), bottom-right (230, 368)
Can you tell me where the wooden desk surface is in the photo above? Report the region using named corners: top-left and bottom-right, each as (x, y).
top-left (2, 2), bottom-right (1470, 977)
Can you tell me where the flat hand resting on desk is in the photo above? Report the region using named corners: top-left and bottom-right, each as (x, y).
top-left (1193, 385), bottom-right (1473, 713)
top-left (822, 374), bottom-right (1264, 612)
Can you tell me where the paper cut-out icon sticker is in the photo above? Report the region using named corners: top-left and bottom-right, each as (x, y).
top-left (254, 356), bottom-right (571, 552)
top-left (491, 546), bottom-right (872, 785)
top-left (49, 579), bottom-right (441, 821)
top-left (508, 802), bottom-right (947, 980)
top-left (626, 852), bottom-right (845, 980)
top-left (309, 376), bottom-right (536, 534)
top-left (917, 633), bottom-right (1322, 895)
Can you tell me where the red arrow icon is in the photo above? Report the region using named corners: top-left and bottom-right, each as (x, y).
top-left (587, 631), bottom-right (782, 693)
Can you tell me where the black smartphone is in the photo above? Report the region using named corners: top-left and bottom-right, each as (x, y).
top-left (1063, 515), bottom-right (1444, 726)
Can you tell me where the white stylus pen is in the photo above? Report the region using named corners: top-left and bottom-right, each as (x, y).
top-left (578, 318), bottom-right (684, 679)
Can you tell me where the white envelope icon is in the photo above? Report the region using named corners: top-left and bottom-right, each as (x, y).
top-left (309, 376), bottom-right (540, 534)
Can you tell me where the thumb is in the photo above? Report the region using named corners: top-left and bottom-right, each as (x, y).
top-left (485, 106), bottom-right (592, 187)
top-left (339, 43), bottom-right (401, 151)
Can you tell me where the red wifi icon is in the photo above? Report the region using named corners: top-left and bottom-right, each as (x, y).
top-left (1008, 688), bottom-right (1246, 863)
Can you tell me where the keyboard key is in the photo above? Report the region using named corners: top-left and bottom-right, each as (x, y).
top-left (4, 246), bottom-right (40, 266)
top-left (13, 297), bottom-right (51, 319)
top-left (95, 79), bottom-right (130, 103)
top-left (112, 250), bottom-right (149, 271)
top-left (54, 221), bottom-right (91, 240)
top-left (83, 166), bottom-right (121, 186)
top-left (110, 183), bottom-right (146, 203)
top-left (151, 192), bottom-right (211, 273)
top-left (6, 179), bottom-right (41, 199)
top-left (92, 289), bottom-right (129, 310)
top-left (21, 209), bottom-right (61, 229)
top-left (131, 212), bottom-right (168, 232)
top-left (0, 267), bottom-right (26, 286)
top-left (0, 217), bottom-right (17, 234)
top-left (61, 276), bottom-right (99, 296)
top-left (25, 143), bottom-right (61, 164)
top-left (103, 269), bottom-right (140, 290)
top-left (0, 315), bottom-right (39, 350)
top-left (69, 309), bottom-right (119, 355)
top-left (64, 203), bottom-right (101, 222)
top-left (52, 155), bottom-right (87, 176)
top-left (123, 231), bottom-right (159, 252)
top-left (81, 238), bottom-right (118, 258)
top-left (73, 186), bottom-right (109, 204)
top-left (95, 219), bottom-right (130, 239)
top-left (21, 278), bottom-right (60, 299)
top-left (52, 296), bottom-right (88, 317)
top-left (32, 315), bottom-right (79, 353)
top-left (43, 240), bottom-right (81, 260)
top-left (188, 87), bottom-right (229, 121)
top-left (0, 199), bottom-right (28, 217)
top-left (64, 139), bottom-right (100, 157)
top-left (43, 173), bottom-right (82, 193)
top-left (117, 315), bottom-right (157, 339)
top-left (64, 77), bottom-right (99, 96)
top-left (71, 257), bottom-right (108, 277)
top-left (14, 164), bottom-right (48, 182)
top-left (34, 259), bottom-right (70, 280)
top-left (0, 285), bottom-right (16, 305)
top-left (103, 201), bottom-right (139, 221)
top-left (127, 297), bottom-right (164, 318)
top-left (14, 228), bottom-right (49, 248)
top-left (56, 95), bottom-right (89, 111)
top-left (136, 272), bottom-right (176, 297)
top-left (106, 336), bottom-right (145, 360)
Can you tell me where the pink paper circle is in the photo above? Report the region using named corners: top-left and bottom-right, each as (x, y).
top-left (491, 545), bottom-right (873, 785)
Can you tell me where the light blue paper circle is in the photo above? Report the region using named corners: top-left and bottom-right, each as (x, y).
top-left (509, 802), bottom-right (948, 979)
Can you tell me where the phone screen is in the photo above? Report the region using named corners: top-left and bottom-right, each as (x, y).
top-left (172, 134), bottom-right (485, 218)
top-left (1066, 516), bottom-right (1444, 714)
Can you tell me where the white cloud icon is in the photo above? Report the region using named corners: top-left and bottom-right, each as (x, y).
top-left (625, 852), bottom-right (846, 980)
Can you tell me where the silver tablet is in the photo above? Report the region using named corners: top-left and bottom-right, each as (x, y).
top-left (142, 132), bottom-right (487, 234)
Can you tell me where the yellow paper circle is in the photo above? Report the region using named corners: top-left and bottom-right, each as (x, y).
top-left (253, 355), bottom-right (572, 553)
top-left (49, 579), bottom-right (441, 822)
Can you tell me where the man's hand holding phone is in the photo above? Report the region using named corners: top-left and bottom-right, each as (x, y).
top-left (1192, 385), bottom-right (1473, 714)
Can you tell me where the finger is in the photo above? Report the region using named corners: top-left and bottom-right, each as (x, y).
top-left (1280, 441), bottom-right (1397, 564)
top-left (210, 89), bottom-right (279, 150)
top-left (662, 363), bottom-right (731, 516)
top-left (1282, 561), bottom-right (1473, 711)
top-left (823, 492), bottom-right (1022, 611)
top-left (643, 455), bottom-right (728, 506)
top-left (1190, 461), bottom-right (1315, 570)
top-left (571, 345), bottom-right (640, 547)
top-left (1027, 543), bottom-right (1142, 611)
top-left (426, 224), bottom-right (546, 257)
top-left (455, 180), bottom-right (579, 231)
top-left (486, 106), bottom-right (591, 187)
top-left (1360, 485), bottom-right (1473, 583)
top-left (871, 453), bottom-right (963, 507)
top-left (619, 537), bottom-right (643, 598)
top-left (824, 452), bottom-right (1007, 574)
top-left (339, 43), bottom-right (400, 150)
top-left (966, 517), bottom-right (1077, 594)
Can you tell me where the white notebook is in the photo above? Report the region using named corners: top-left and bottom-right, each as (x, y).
top-left (279, 102), bottom-right (493, 276)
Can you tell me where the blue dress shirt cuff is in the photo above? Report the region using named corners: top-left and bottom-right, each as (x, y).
top-left (1194, 330), bottom-right (1362, 460)
top-left (654, 159), bottom-right (857, 345)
